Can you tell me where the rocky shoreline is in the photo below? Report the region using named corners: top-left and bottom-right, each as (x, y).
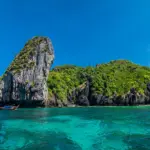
top-left (1, 82), bottom-right (150, 108)
top-left (42, 81), bottom-right (150, 108)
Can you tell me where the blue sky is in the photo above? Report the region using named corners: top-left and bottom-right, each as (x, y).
top-left (0, 0), bottom-right (150, 75)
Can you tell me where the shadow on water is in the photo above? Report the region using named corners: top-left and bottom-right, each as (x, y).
top-left (1, 130), bottom-right (82, 150)
top-left (24, 132), bottom-right (81, 150)
top-left (123, 133), bottom-right (150, 150)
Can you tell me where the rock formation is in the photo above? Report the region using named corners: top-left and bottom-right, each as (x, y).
top-left (68, 80), bottom-right (150, 106)
top-left (0, 36), bottom-right (54, 105)
top-left (1, 37), bottom-right (150, 107)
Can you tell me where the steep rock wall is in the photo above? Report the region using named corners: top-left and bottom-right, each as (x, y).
top-left (0, 36), bottom-right (54, 103)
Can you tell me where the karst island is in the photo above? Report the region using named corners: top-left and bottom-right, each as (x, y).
top-left (0, 36), bottom-right (150, 108)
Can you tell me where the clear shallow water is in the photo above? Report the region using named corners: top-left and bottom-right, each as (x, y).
top-left (1, 107), bottom-right (150, 150)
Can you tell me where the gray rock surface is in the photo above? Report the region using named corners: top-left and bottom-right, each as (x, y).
top-left (0, 36), bottom-right (54, 102)
top-left (0, 80), bottom-right (4, 101)
top-left (68, 79), bottom-right (150, 106)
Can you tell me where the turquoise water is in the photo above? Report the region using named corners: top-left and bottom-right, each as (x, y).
top-left (1, 107), bottom-right (150, 150)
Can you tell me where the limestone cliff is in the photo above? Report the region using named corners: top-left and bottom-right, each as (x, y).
top-left (1, 37), bottom-right (150, 107)
top-left (0, 36), bottom-right (54, 103)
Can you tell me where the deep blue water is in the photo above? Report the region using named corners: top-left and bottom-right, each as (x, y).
top-left (1, 107), bottom-right (150, 150)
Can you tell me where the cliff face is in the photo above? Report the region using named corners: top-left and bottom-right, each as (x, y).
top-left (74, 81), bottom-right (150, 106)
top-left (0, 36), bottom-right (54, 103)
top-left (0, 81), bottom-right (3, 101)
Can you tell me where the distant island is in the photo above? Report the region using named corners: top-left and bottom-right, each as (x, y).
top-left (0, 36), bottom-right (150, 107)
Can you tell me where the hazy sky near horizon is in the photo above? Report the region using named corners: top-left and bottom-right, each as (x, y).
top-left (0, 0), bottom-right (150, 75)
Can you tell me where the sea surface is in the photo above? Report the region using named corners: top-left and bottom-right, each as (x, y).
top-left (0, 106), bottom-right (150, 150)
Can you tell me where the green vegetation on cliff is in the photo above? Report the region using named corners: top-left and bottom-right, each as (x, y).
top-left (47, 60), bottom-right (150, 102)
top-left (6, 36), bottom-right (48, 74)
top-left (47, 65), bottom-right (84, 101)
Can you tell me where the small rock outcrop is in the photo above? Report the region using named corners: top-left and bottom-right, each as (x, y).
top-left (67, 81), bottom-right (90, 106)
top-left (0, 36), bottom-right (54, 104)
